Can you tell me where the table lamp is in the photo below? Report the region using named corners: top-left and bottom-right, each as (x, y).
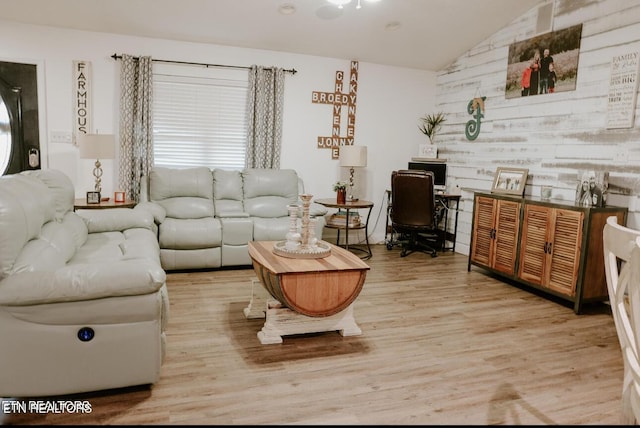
top-left (78, 133), bottom-right (116, 194)
top-left (339, 145), bottom-right (367, 201)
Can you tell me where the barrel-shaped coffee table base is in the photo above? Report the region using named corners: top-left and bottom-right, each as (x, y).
top-left (257, 299), bottom-right (361, 345)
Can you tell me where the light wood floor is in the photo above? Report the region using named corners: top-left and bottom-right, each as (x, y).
top-left (5, 245), bottom-right (625, 425)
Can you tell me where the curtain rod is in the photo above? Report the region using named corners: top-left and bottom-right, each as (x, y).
top-left (111, 53), bottom-right (297, 74)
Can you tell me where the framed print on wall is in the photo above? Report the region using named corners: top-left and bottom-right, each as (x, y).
top-left (504, 24), bottom-right (583, 99)
top-left (491, 167), bottom-right (528, 196)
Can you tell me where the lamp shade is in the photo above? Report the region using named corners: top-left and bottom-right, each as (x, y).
top-left (78, 133), bottom-right (116, 160)
top-left (339, 145), bottom-right (367, 167)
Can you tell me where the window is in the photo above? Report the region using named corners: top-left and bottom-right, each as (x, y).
top-left (152, 64), bottom-right (248, 170)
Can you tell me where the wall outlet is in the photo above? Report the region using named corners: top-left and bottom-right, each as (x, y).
top-left (614, 148), bottom-right (629, 162)
top-left (50, 130), bottom-right (72, 144)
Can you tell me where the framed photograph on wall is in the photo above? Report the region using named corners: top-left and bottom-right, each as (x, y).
top-left (504, 24), bottom-right (583, 99)
top-left (491, 167), bottom-right (528, 196)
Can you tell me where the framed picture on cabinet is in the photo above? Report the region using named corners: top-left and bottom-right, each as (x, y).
top-left (575, 170), bottom-right (609, 207)
top-left (114, 191), bottom-right (126, 203)
top-left (491, 167), bottom-right (528, 196)
top-left (418, 144), bottom-right (438, 159)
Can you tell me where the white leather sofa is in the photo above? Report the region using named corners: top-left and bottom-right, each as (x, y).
top-left (0, 169), bottom-right (168, 397)
top-left (138, 167), bottom-right (328, 270)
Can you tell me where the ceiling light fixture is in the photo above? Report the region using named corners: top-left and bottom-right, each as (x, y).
top-left (328, 0), bottom-right (352, 8)
top-left (327, 0), bottom-right (380, 9)
top-left (278, 3), bottom-right (296, 15)
top-left (385, 21), bottom-right (401, 31)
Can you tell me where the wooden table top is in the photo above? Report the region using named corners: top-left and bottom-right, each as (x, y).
top-left (314, 198), bottom-right (374, 209)
top-left (248, 241), bottom-right (370, 275)
top-left (74, 198), bottom-right (136, 209)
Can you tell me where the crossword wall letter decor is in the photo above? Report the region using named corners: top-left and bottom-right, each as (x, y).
top-left (312, 61), bottom-right (359, 159)
top-left (465, 96), bottom-right (485, 141)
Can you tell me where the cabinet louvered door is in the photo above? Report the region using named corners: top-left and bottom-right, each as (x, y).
top-left (470, 195), bottom-right (520, 275)
top-left (546, 209), bottom-right (583, 295)
top-left (518, 204), bottom-right (551, 285)
top-left (470, 196), bottom-right (497, 267)
top-left (492, 200), bottom-right (521, 275)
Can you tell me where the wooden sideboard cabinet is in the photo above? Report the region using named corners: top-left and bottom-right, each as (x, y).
top-left (468, 191), bottom-right (628, 313)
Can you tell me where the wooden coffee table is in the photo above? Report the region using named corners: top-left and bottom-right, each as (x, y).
top-left (247, 240), bottom-right (370, 344)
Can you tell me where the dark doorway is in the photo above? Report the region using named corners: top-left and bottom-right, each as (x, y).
top-left (0, 61), bottom-right (40, 175)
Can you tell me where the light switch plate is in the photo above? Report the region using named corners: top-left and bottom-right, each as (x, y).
top-left (50, 130), bottom-right (72, 144)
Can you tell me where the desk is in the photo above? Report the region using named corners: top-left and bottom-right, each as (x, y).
top-left (315, 198), bottom-right (374, 260)
top-left (385, 191), bottom-right (460, 252)
top-left (74, 198), bottom-right (137, 211)
top-left (439, 194), bottom-right (460, 252)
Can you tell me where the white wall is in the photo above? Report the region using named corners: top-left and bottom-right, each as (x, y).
top-left (435, 0), bottom-right (640, 255)
top-left (4, 0), bottom-right (638, 255)
top-left (0, 20), bottom-right (436, 244)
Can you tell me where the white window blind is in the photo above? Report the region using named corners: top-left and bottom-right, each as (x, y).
top-left (152, 64), bottom-right (248, 169)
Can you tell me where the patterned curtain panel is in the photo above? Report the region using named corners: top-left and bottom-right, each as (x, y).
top-left (118, 54), bottom-right (153, 202)
top-left (245, 65), bottom-right (285, 169)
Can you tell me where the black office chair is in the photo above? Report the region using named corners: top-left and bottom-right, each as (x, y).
top-left (390, 169), bottom-right (441, 258)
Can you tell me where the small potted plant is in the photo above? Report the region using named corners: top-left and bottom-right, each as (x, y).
top-left (418, 112), bottom-right (447, 145)
top-left (333, 181), bottom-right (348, 204)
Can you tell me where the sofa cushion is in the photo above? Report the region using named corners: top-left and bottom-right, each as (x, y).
top-left (0, 174), bottom-right (57, 280)
top-left (213, 169), bottom-right (244, 214)
top-left (252, 217), bottom-right (291, 241)
top-left (61, 212), bottom-right (90, 250)
top-left (31, 219), bottom-right (77, 263)
top-left (243, 169), bottom-right (298, 218)
top-left (159, 217), bottom-right (222, 250)
top-left (22, 169), bottom-right (75, 220)
top-left (0, 259), bottom-right (166, 306)
top-left (220, 217), bottom-right (253, 245)
top-left (157, 197), bottom-right (214, 220)
top-left (150, 166), bottom-right (213, 201)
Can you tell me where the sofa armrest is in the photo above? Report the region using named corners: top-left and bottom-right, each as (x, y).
top-left (80, 208), bottom-right (155, 233)
top-left (0, 260), bottom-right (166, 306)
top-left (308, 202), bottom-right (329, 217)
top-left (135, 201), bottom-right (166, 224)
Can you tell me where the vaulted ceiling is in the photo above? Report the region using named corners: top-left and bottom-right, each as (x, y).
top-left (0, 0), bottom-right (545, 71)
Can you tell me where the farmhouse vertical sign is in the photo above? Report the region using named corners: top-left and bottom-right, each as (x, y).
top-left (73, 60), bottom-right (92, 145)
top-left (606, 52), bottom-right (640, 129)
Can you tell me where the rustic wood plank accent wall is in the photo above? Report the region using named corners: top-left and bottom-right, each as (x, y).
top-left (435, 0), bottom-right (640, 255)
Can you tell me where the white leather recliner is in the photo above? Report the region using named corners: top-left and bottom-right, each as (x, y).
top-left (0, 169), bottom-right (168, 397)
